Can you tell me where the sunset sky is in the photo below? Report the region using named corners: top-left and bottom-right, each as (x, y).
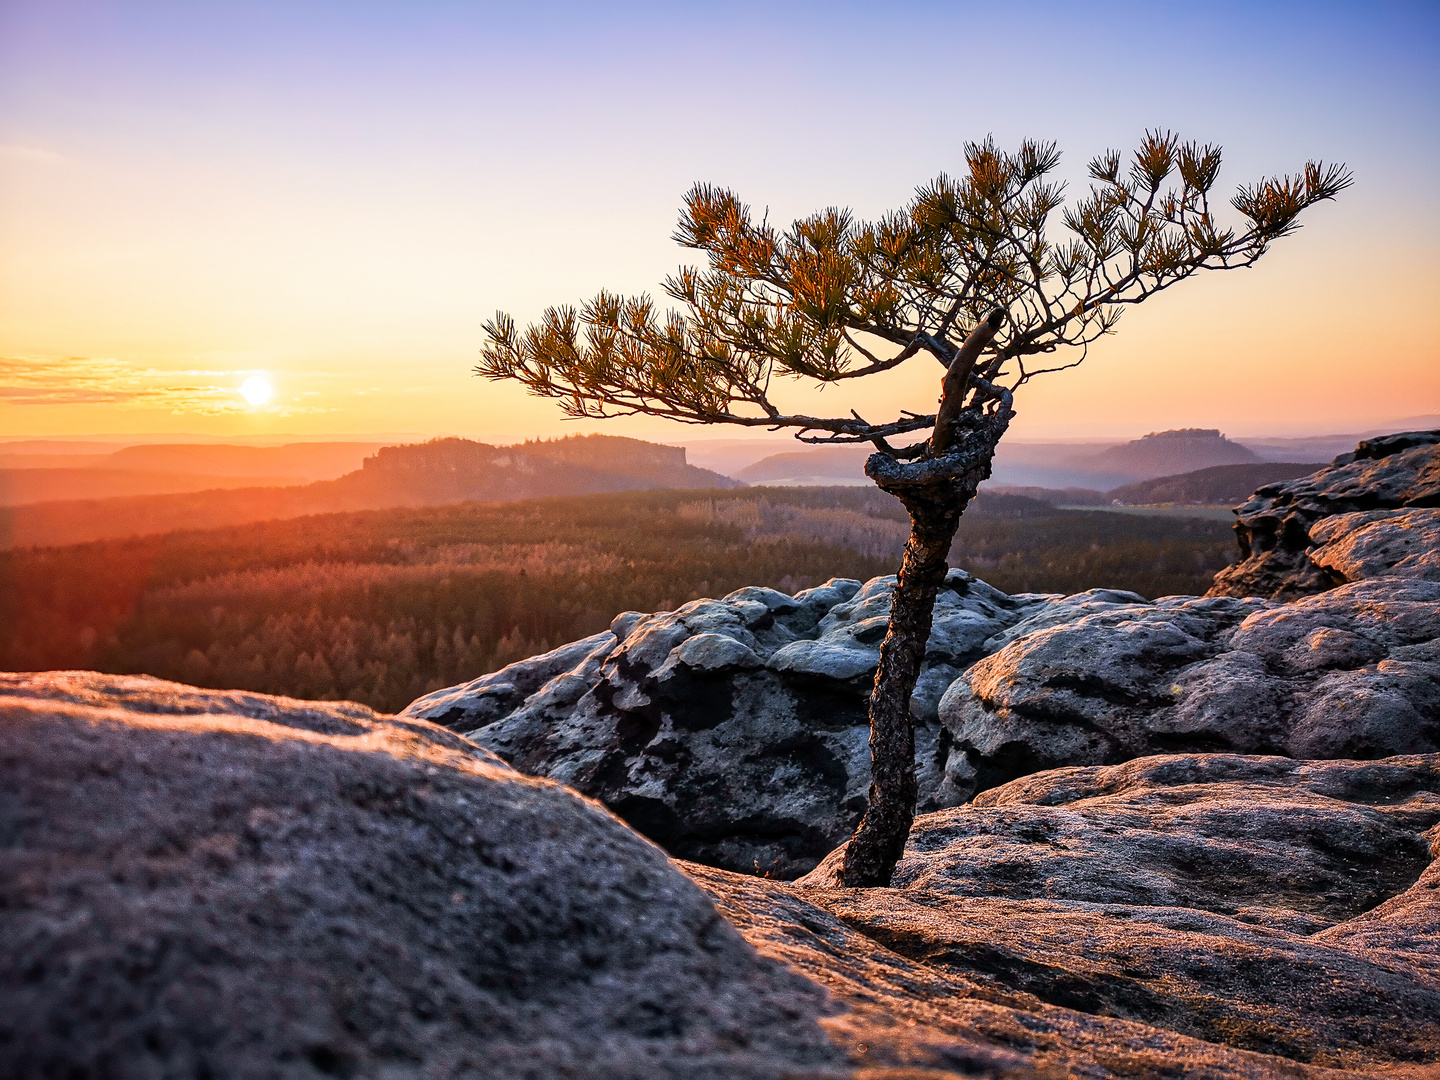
top-left (2, 0), bottom-right (1436, 444)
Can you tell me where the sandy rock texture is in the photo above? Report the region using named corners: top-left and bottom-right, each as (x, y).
top-left (405, 572), bottom-right (1058, 878)
top-left (940, 566), bottom-right (1440, 803)
top-left (0, 671), bottom-right (849, 1080)
top-left (696, 752), bottom-right (1440, 1079)
top-left (1309, 507), bottom-right (1440, 584)
top-left (1209, 429), bottom-right (1440, 600)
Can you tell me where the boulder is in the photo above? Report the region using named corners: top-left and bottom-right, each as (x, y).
top-left (697, 751), bottom-right (1440, 1077)
top-left (405, 573), bottom-right (1054, 878)
top-left (0, 671), bottom-right (848, 1079)
top-left (1209, 429), bottom-right (1440, 600)
top-left (939, 576), bottom-right (1440, 800)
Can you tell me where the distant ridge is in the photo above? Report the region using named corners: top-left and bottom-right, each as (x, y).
top-left (1107, 462), bottom-right (1326, 506)
top-left (0, 434), bottom-right (739, 549)
top-left (732, 428), bottom-right (1266, 489)
top-left (988, 461), bottom-right (1330, 508)
top-left (0, 442), bottom-right (385, 507)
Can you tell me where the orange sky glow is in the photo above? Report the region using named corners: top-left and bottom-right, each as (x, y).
top-left (2, 2), bottom-right (1436, 445)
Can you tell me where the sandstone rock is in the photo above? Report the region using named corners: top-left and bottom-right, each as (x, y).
top-left (1308, 507), bottom-right (1440, 584)
top-left (403, 628), bottom-right (621, 732)
top-left (696, 752), bottom-right (1440, 1077)
top-left (406, 573), bottom-right (1051, 878)
top-left (0, 672), bottom-right (847, 1079)
top-left (1209, 429), bottom-right (1440, 600)
top-left (939, 577), bottom-right (1440, 800)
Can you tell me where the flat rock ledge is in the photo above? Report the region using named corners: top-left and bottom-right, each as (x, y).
top-left (701, 751), bottom-right (1440, 1079)
top-left (0, 672), bottom-right (848, 1080)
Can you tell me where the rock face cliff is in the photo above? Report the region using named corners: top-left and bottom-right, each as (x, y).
top-left (1208, 429), bottom-right (1439, 599)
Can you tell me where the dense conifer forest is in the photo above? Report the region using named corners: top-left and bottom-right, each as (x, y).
top-left (1, 487), bottom-right (1234, 712)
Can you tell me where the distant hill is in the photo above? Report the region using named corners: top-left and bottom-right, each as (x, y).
top-left (1107, 462), bottom-right (1326, 506)
top-left (735, 445), bottom-right (871, 484)
top-left (1068, 429), bottom-right (1259, 479)
top-left (0, 434), bottom-right (739, 549)
top-left (0, 468), bottom-right (300, 507)
top-left (988, 461), bottom-right (1328, 509)
top-left (0, 442), bottom-right (385, 507)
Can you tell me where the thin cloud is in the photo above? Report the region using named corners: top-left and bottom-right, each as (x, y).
top-left (0, 356), bottom-right (329, 416)
top-left (0, 145), bottom-right (66, 164)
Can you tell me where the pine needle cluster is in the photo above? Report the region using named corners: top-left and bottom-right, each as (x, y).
top-left (478, 132), bottom-right (1350, 449)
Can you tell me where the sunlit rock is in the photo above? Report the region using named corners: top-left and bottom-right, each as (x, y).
top-left (1209, 429), bottom-right (1440, 600)
top-left (703, 752), bottom-right (1440, 1075)
top-left (1308, 507), bottom-right (1440, 584)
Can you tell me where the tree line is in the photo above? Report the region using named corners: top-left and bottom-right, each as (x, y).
top-left (0, 487), bottom-right (1233, 713)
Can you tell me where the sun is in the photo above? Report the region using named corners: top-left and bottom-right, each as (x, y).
top-left (239, 376), bottom-right (272, 407)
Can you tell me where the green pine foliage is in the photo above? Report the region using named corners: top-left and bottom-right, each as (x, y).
top-left (0, 488), bottom-right (1233, 712)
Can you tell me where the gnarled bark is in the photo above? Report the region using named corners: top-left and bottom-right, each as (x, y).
top-left (839, 409), bottom-right (1009, 887)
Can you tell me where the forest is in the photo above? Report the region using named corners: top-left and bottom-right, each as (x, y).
top-left (1, 486), bottom-right (1236, 713)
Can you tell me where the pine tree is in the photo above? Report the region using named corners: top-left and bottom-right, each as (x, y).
top-left (477, 132), bottom-right (1350, 886)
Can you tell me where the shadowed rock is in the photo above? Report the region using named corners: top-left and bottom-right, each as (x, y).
top-left (0, 672), bottom-right (848, 1079)
top-left (406, 572), bottom-right (1056, 878)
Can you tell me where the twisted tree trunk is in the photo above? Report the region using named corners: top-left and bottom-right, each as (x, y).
top-left (838, 310), bottom-right (1008, 889)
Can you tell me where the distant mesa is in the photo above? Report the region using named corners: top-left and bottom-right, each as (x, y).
top-left (0, 434), bottom-right (741, 549)
top-left (1066, 428), bottom-right (1259, 479)
top-left (350, 435), bottom-right (739, 504)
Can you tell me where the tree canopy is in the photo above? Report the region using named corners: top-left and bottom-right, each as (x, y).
top-left (479, 132), bottom-right (1351, 450)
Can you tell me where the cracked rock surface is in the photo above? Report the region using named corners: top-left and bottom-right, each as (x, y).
top-left (1209, 429), bottom-right (1440, 600)
top-left (698, 752), bottom-right (1440, 1078)
top-left (940, 572), bottom-right (1440, 803)
top-left (405, 572), bottom-right (1054, 878)
top-left (0, 672), bottom-right (848, 1080)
